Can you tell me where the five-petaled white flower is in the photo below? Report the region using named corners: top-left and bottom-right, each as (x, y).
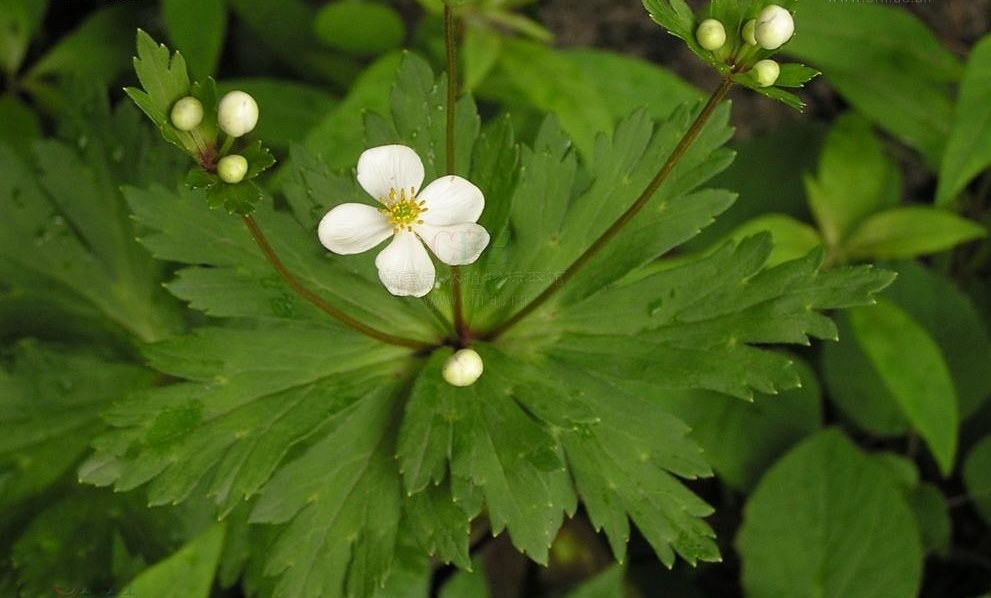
top-left (318, 144), bottom-right (490, 297)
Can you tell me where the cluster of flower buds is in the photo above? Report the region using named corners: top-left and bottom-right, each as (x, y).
top-left (168, 90), bottom-right (259, 183)
top-left (694, 3), bottom-right (795, 88)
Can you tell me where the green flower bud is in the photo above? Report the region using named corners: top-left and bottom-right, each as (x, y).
top-left (217, 91), bottom-right (259, 138)
top-left (754, 5), bottom-right (794, 50)
top-left (696, 18), bottom-right (727, 51)
top-left (753, 59), bottom-right (781, 87)
top-left (442, 348), bottom-right (484, 387)
top-left (742, 19), bottom-right (757, 46)
top-left (170, 96), bottom-right (204, 132)
top-left (217, 154), bottom-right (249, 184)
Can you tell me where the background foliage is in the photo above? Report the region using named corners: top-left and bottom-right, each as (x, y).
top-left (1, 0), bottom-right (989, 597)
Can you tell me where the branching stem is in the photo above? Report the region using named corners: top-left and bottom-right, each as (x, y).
top-left (483, 78), bottom-right (734, 341)
top-left (242, 214), bottom-right (430, 350)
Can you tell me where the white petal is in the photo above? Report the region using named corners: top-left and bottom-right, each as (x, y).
top-left (415, 222), bottom-right (490, 265)
top-left (374, 230), bottom-right (436, 297)
top-left (418, 176), bottom-right (484, 225)
top-left (318, 203), bottom-right (392, 255)
top-left (356, 145), bottom-right (425, 204)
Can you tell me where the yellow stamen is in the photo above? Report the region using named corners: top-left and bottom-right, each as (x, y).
top-left (380, 187), bottom-right (428, 232)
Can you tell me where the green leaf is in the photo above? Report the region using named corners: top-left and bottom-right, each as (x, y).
top-left (844, 206), bottom-right (985, 261)
top-left (474, 102), bottom-right (736, 328)
top-left (849, 299), bottom-right (958, 475)
top-left (641, 0), bottom-right (697, 52)
top-left (315, 0), bottom-right (406, 55)
top-left (0, 113), bottom-right (184, 344)
top-left (804, 113), bottom-right (901, 251)
top-left (162, 0), bottom-right (227, 77)
top-left (783, 0), bottom-right (960, 165)
top-left (463, 23), bottom-right (502, 91)
top-left (655, 358), bottom-right (822, 492)
top-left (725, 213), bottom-right (822, 267)
top-left (963, 435), bottom-right (991, 526)
top-left (0, 95), bottom-right (40, 157)
top-left (937, 34), bottom-right (991, 205)
top-left (125, 30), bottom-right (195, 154)
top-left (557, 236), bottom-right (893, 397)
top-left (906, 482), bottom-right (951, 557)
top-left (304, 52), bottom-right (402, 169)
top-left (250, 384), bottom-right (403, 598)
top-left (0, 342), bottom-right (153, 511)
top-left (883, 262), bottom-right (991, 421)
top-left (0, 0), bottom-right (47, 74)
top-left (564, 566), bottom-right (627, 598)
top-left (127, 523), bottom-right (226, 598)
top-left (495, 38), bottom-right (614, 159)
top-left (27, 4), bottom-right (136, 82)
top-left (399, 345), bottom-right (578, 564)
top-left (737, 429), bottom-right (923, 598)
top-left (562, 49), bottom-right (702, 122)
top-left (10, 487), bottom-right (180, 597)
top-left (439, 562), bottom-right (489, 598)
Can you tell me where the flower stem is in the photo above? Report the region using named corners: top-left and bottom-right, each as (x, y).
top-left (242, 214), bottom-right (430, 350)
top-left (483, 78), bottom-right (734, 341)
top-left (444, 3), bottom-right (469, 346)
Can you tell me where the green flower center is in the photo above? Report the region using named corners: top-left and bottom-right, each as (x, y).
top-left (381, 187), bottom-right (427, 232)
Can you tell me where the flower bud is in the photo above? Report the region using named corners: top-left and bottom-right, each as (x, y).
top-left (170, 96), bottom-right (204, 132)
top-left (442, 348), bottom-right (484, 387)
top-left (754, 5), bottom-right (794, 50)
top-left (217, 154), bottom-right (249, 184)
top-left (695, 18), bottom-right (727, 51)
top-left (753, 59), bottom-right (780, 87)
top-left (217, 91), bottom-right (259, 138)
top-left (742, 19), bottom-right (757, 46)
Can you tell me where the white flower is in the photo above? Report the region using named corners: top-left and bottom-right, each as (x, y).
top-left (696, 18), bottom-right (727, 51)
top-left (442, 348), bottom-right (484, 387)
top-left (170, 96), bottom-right (204, 131)
top-left (217, 91), bottom-right (258, 138)
top-left (753, 59), bottom-right (781, 87)
top-left (318, 144), bottom-right (490, 297)
top-left (754, 5), bottom-right (794, 50)
top-left (217, 154), bottom-right (248, 183)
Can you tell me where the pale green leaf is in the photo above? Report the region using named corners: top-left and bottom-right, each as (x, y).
top-left (784, 0), bottom-right (961, 164)
top-left (844, 206), bottom-right (985, 261)
top-left (162, 0), bottom-right (227, 77)
top-left (849, 299), bottom-right (958, 475)
top-left (726, 213), bottom-right (822, 267)
top-left (564, 566), bottom-right (627, 598)
top-left (315, 0), bottom-right (405, 55)
top-left (737, 429), bottom-right (923, 598)
top-left (0, 0), bottom-right (47, 74)
top-left (463, 23), bottom-right (502, 91)
top-left (127, 523), bottom-right (226, 598)
top-left (805, 113), bottom-right (901, 250)
top-left (937, 34), bottom-right (991, 205)
top-left (963, 435), bottom-right (991, 526)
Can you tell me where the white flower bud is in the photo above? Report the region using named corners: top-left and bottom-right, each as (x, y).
top-left (217, 154), bottom-right (249, 184)
top-left (696, 18), bottom-right (727, 51)
top-left (754, 5), bottom-right (794, 50)
top-left (753, 59), bottom-right (781, 87)
top-left (742, 19), bottom-right (757, 46)
top-left (442, 348), bottom-right (484, 387)
top-left (170, 96), bottom-right (204, 132)
top-left (217, 91), bottom-right (258, 138)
